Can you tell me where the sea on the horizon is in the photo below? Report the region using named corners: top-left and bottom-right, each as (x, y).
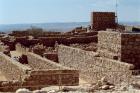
top-left (0, 22), bottom-right (89, 33)
top-left (0, 22), bottom-right (139, 32)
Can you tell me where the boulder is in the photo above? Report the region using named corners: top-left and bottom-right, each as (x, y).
top-left (16, 88), bottom-right (31, 93)
top-left (47, 90), bottom-right (56, 93)
top-left (33, 90), bottom-right (47, 93)
top-left (101, 85), bottom-right (110, 90)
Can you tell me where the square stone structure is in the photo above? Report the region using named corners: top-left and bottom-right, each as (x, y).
top-left (98, 31), bottom-right (140, 69)
top-left (91, 12), bottom-right (116, 31)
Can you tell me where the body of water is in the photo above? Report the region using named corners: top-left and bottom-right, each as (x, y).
top-left (0, 22), bottom-right (139, 32)
top-left (0, 22), bottom-right (89, 32)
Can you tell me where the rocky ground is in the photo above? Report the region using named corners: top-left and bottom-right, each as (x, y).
top-left (13, 77), bottom-right (140, 93)
top-left (14, 84), bottom-right (140, 93)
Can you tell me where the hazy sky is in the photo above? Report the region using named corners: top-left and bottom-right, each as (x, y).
top-left (0, 0), bottom-right (140, 24)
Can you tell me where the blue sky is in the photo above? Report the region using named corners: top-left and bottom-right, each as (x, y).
top-left (0, 0), bottom-right (140, 24)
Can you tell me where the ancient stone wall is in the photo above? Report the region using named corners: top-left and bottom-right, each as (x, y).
top-left (15, 35), bottom-right (97, 48)
top-left (26, 52), bottom-right (79, 86)
top-left (15, 37), bottom-right (29, 47)
top-left (0, 69), bottom-right (79, 92)
top-left (98, 31), bottom-right (121, 53)
top-left (23, 70), bottom-right (79, 86)
top-left (0, 44), bottom-right (6, 52)
top-left (98, 31), bottom-right (140, 69)
top-left (0, 53), bottom-right (31, 81)
top-left (0, 52), bottom-right (79, 92)
top-left (79, 31), bottom-right (98, 36)
top-left (27, 52), bottom-right (73, 70)
top-left (69, 36), bottom-right (98, 44)
top-left (91, 12), bottom-right (116, 31)
top-left (1, 41), bottom-right (15, 51)
top-left (43, 53), bottom-right (58, 62)
top-left (39, 36), bottom-right (97, 47)
top-left (98, 31), bottom-right (121, 59)
top-left (58, 45), bottom-right (134, 84)
top-left (16, 43), bottom-right (29, 54)
top-left (121, 33), bottom-right (140, 69)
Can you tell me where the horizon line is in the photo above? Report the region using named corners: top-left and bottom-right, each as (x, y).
top-left (0, 21), bottom-right (140, 25)
top-left (0, 21), bottom-right (90, 25)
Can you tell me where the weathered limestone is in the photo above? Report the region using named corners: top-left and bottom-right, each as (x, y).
top-left (98, 31), bottom-right (121, 54)
top-left (98, 31), bottom-right (140, 69)
top-left (0, 52), bottom-right (79, 92)
top-left (16, 43), bottom-right (29, 54)
top-left (27, 52), bottom-right (72, 70)
top-left (1, 30), bottom-right (140, 92)
top-left (0, 52), bottom-right (31, 81)
top-left (58, 45), bottom-right (134, 84)
top-left (0, 43), bottom-right (6, 52)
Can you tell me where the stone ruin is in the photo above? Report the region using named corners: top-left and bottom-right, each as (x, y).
top-left (98, 31), bottom-right (140, 69)
top-left (58, 30), bottom-right (140, 85)
top-left (91, 12), bottom-right (116, 31)
top-left (0, 11), bottom-right (140, 92)
top-left (0, 43), bottom-right (11, 57)
top-left (0, 30), bottom-right (140, 92)
top-left (0, 46), bottom-right (79, 92)
top-left (31, 43), bottom-right (46, 56)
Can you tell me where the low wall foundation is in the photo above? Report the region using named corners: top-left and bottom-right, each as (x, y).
top-left (0, 52), bottom-right (79, 92)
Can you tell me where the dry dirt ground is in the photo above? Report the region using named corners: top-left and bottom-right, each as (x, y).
top-left (12, 77), bottom-right (140, 93)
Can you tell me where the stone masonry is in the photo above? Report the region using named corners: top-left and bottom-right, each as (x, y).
top-left (121, 33), bottom-right (140, 69)
top-left (98, 31), bottom-right (121, 60)
top-left (0, 52), bottom-right (79, 92)
top-left (91, 12), bottom-right (116, 31)
top-left (27, 52), bottom-right (74, 70)
top-left (0, 52), bottom-right (31, 81)
top-left (98, 31), bottom-right (140, 69)
top-left (16, 43), bottom-right (29, 54)
top-left (58, 45), bottom-right (134, 84)
top-left (26, 52), bottom-right (79, 86)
